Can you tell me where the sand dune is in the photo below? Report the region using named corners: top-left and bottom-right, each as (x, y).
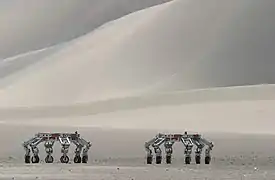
top-left (0, 0), bottom-right (274, 135)
top-left (0, 84), bottom-right (274, 119)
top-left (1, 99), bottom-right (275, 135)
top-left (0, 0), bottom-right (170, 59)
top-left (0, 0), bottom-right (275, 108)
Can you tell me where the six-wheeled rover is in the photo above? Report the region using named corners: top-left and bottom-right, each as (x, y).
top-left (144, 132), bottom-right (214, 164)
top-left (22, 131), bottom-right (91, 164)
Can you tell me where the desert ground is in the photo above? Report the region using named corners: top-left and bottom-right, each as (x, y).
top-left (0, 124), bottom-right (275, 179)
top-left (1, 98), bottom-right (275, 179)
top-left (1, 0), bottom-right (275, 179)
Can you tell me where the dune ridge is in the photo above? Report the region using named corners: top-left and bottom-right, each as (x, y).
top-left (0, 84), bottom-right (274, 120)
top-left (0, 0), bottom-right (171, 59)
top-left (0, 0), bottom-right (274, 135)
top-left (0, 0), bottom-right (275, 108)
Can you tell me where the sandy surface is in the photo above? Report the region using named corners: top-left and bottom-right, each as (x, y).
top-left (0, 164), bottom-right (275, 180)
top-left (1, 125), bottom-right (275, 179)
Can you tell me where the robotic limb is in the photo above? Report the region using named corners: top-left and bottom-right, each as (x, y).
top-left (152, 136), bottom-right (166, 164)
top-left (44, 140), bottom-right (55, 163)
top-left (23, 146), bottom-right (31, 163)
top-left (192, 138), bottom-right (205, 164)
top-left (82, 140), bottom-right (91, 164)
top-left (144, 134), bottom-right (166, 164)
top-left (164, 140), bottom-right (174, 164)
top-left (23, 137), bottom-right (43, 163)
top-left (200, 138), bottom-right (214, 164)
top-left (181, 137), bottom-right (194, 164)
top-left (59, 136), bottom-right (70, 164)
top-left (31, 145), bottom-right (40, 163)
top-left (144, 139), bottom-right (155, 164)
top-left (23, 142), bottom-right (31, 164)
top-left (72, 140), bottom-right (82, 164)
top-left (72, 138), bottom-right (91, 164)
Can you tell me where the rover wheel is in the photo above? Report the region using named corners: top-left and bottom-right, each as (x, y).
top-left (185, 156), bottom-right (191, 164)
top-left (166, 155), bottom-right (172, 164)
top-left (45, 155), bottom-right (54, 163)
top-left (156, 156), bottom-right (162, 164)
top-left (74, 155), bottom-right (81, 163)
top-left (82, 155), bottom-right (88, 163)
top-left (146, 156), bottom-right (152, 164)
top-left (205, 156), bottom-right (211, 164)
top-left (31, 155), bottom-right (40, 163)
top-left (60, 155), bottom-right (69, 163)
top-left (25, 155), bottom-right (31, 164)
top-left (195, 155), bottom-right (201, 164)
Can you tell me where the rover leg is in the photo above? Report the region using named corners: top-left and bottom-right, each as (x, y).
top-left (81, 139), bottom-right (91, 163)
top-left (205, 148), bottom-right (211, 164)
top-left (146, 150), bottom-right (153, 164)
top-left (164, 141), bottom-right (174, 164)
top-left (152, 137), bottom-right (166, 164)
top-left (31, 146), bottom-right (40, 163)
top-left (71, 139), bottom-right (83, 163)
top-left (82, 146), bottom-right (89, 163)
top-left (181, 137), bottom-right (193, 164)
top-left (192, 139), bottom-right (204, 164)
top-left (24, 146), bottom-right (31, 164)
top-left (145, 135), bottom-right (166, 164)
top-left (73, 146), bottom-right (82, 163)
top-left (195, 147), bottom-right (202, 164)
top-left (23, 137), bottom-right (43, 164)
top-left (145, 141), bottom-right (154, 164)
top-left (72, 138), bottom-right (91, 163)
top-left (200, 138), bottom-right (214, 164)
top-left (44, 140), bottom-right (54, 163)
top-left (154, 147), bottom-right (162, 164)
top-left (145, 141), bottom-right (153, 164)
top-left (59, 137), bottom-right (70, 163)
top-left (184, 146), bottom-right (192, 164)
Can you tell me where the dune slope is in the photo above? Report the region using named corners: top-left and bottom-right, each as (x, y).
top-left (0, 0), bottom-right (170, 59)
top-left (0, 0), bottom-right (275, 107)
